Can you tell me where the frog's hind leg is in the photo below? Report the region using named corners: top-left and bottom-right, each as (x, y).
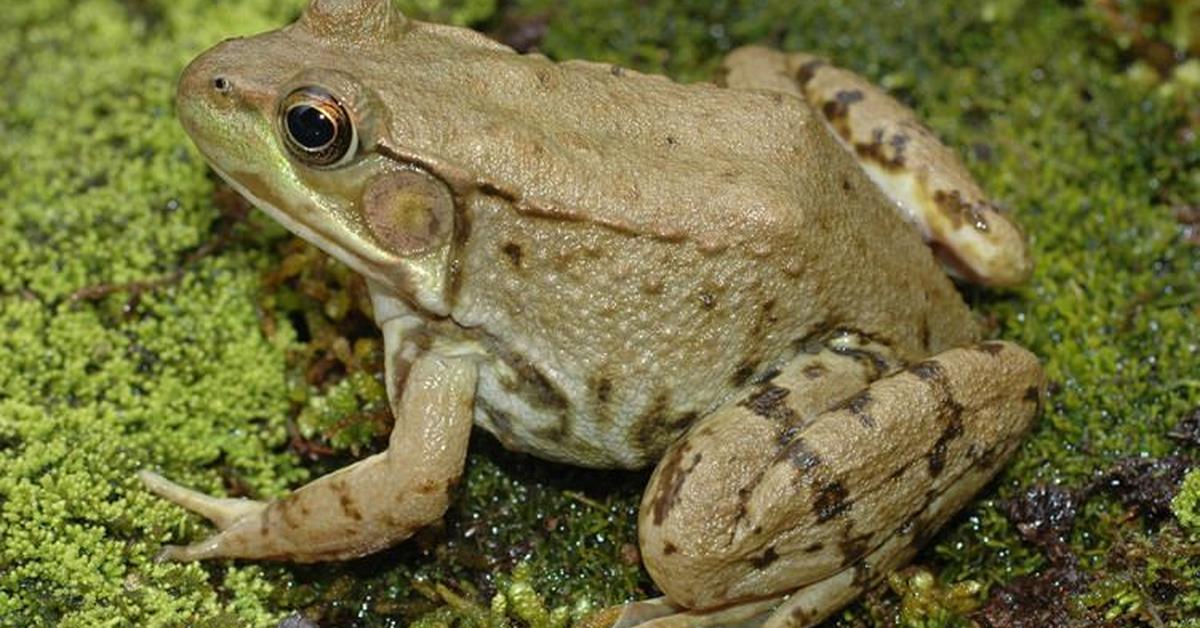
top-left (720, 46), bottom-right (1031, 288)
top-left (140, 333), bottom-right (477, 562)
top-left (633, 338), bottom-right (1042, 627)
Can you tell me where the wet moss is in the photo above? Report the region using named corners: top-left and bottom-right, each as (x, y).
top-left (1, 0), bottom-right (1198, 626)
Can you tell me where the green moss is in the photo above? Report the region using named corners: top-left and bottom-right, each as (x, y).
top-left (3, 0), bottom-right (1199, 625)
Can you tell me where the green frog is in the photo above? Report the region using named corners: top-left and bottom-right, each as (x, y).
top-left (142, 0), bottom-right (1043, 624)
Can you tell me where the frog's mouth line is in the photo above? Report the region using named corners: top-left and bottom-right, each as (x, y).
top-left (206, 162), bottom-right (392, 290)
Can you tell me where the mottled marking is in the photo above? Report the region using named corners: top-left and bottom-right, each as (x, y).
top-left (854, 127), bottom-right (908, 170)
top-left (650, 445), bottom-right (702, 526)
top-left (775, 425), bottom-right (801, 448)
top-left (1023, 385), bottom-right (1040, 402)
top-left (978, 341), bottom-right (1006, 355)
top-left (663, 542), bottom-right (678, 555)
top-left (501, 242), bottom-right (523, 268)
top-left (802, 361), bottom-right (828, 379)
top-left (739, 384), bottom-right (798, 423)
top-left (731, 359), bottom-right (757, 386)
top-left (749, 546), bottom-right (780, 569)
top-left (665, 135), bottom-right (678, 146)
top-left (804, 542), bottom-right (824, 553)
top-left (841, 177), bottom-right (853, 192)
top-left (794, 58), bottom-right (827, 85)
top-left (814, 480), bottom-right (851, 522)
top-left (698, 290), bottom-right (717, 309)
top-left (416, 479), bottom-right (439, 495)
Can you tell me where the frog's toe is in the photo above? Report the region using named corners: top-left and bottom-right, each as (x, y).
top-left (138, 469), bottom-right (267, 531)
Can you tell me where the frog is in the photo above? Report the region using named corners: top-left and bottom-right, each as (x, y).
top-left (141, 0), bottom-right (1044, 625)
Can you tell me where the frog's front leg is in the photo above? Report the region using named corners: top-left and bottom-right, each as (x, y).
top-left (635, 340), bottom-right (1041, 627)
top-left (721, 46), bottom-right (1031, 288)
top-left (139, 317), bottom-right (476, 562)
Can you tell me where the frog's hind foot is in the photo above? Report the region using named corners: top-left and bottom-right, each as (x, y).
top-left (138, 470), bottom-right (269, 561)
top-left (638, 340), bottom-right (1042, 626)
top-left (721, 46), bottom-right (1032, 288)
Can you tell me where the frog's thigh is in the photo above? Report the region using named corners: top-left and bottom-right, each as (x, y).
top-left (638, 341), bottom-right (1041, 626)
top-left (140, 345), bottom-right (476, 562)
top-left (721, 46), bottom-right (1032, 288)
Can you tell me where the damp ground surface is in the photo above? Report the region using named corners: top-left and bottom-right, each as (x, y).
top-left (2, 0), bottom-right (1199, 626)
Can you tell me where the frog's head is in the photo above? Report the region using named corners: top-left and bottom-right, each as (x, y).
top-left (176, 0), bottom-right (456, 317)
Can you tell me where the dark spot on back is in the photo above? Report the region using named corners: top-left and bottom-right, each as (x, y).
top-left (731, 359), bottom-right (758, 386)
top-left (338, 490), bottom-right (363, 521)
top-left (928, 414), bottom-right (964, 477)
top-left (749, 546), bottom-right (780, 569)
top-left (978, 341), bottom-right (1006, 355)
top-left (698, 290), bottom-right (717, 309)
top-left (501, 242), bottom-right (523, 268)
top-left (595, 377), bottom-right (613, 404)
top-left (841, 177), bottom-right (853, 192)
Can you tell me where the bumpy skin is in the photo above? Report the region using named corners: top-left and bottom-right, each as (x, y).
top-left (151, 0), bottom-right (1042, 625)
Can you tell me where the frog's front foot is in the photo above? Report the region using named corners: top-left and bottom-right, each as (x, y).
top-left (141, 354), bottom-right (477, 562)
top-left (636, 340), bottom-right (1042, 626)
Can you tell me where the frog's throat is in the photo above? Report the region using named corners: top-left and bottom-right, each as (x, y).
top-left (207, 163), bottom-right (397, 293)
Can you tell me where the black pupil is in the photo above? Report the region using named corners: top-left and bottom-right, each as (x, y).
top-left (286, 104), bottom-right (335, 150)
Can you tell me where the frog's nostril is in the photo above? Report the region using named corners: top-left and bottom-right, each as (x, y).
top-left (212, 76), bottom-right (231, 94)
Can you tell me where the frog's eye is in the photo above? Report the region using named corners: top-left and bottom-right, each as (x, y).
top-left (279, 86), bottom-right (357, 168)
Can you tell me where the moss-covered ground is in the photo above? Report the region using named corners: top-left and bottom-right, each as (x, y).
top-left (2, 0), bottom-right (1198, 625)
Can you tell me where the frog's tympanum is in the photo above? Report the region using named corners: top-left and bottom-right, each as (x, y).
top-left (146, 0), bottom-right (1043, 624)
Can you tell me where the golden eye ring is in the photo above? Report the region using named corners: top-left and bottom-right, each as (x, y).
top-left (279, 86), bottom-right (357, 168)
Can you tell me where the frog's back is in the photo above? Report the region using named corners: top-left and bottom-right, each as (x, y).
top-left (354, 21), bottom-right (853, 251)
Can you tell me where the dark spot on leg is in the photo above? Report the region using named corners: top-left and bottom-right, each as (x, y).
top-left (803, 361), bottom-right (828, 379)
top-left (841, 177), bottom-right (853, 192)
top-left (417, 479), bottom-right (439, 495)
top-left (928, 414), bottom-right (964, 477)
top-left (650, 445), bottom-right (702, 526)
top-left (783, 437), bottom-right (822, 471)
top-left (338, 490), bottom-right (364, 521)
top-left (907, 359), bottom-right (944, 381)
top-left (663, 542), bottom-right (677, 555)
top-left (501, 242), bottom-right (523, 268)
top-left (739, 384), bottom-right (797, 423)
top-left (815, 480), bottom-right (851, 522)
top-left (749, 546), bottom-right (780, 569)
top-left (830, 390), bottom-right (876, 429)
top-left (795, 58), bottom-right (827, 85)
top-left (1023, 385), bottom-right (1040, 402)
top-left (804, 542), bottom-right (824, 553)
